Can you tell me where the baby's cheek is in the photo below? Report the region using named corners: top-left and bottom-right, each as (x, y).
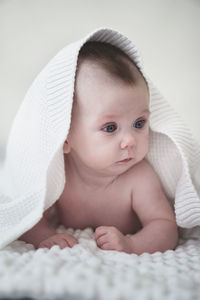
top-left (145, 137), bottom-right (149, 153)
top-left (138, 136), bottom-right (149, 159)
top-left (88, 145), bottom-right (112, 168)
top-left (89, 149), bottom-right (109, 165)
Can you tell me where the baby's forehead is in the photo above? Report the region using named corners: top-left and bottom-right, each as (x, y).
top-left (75, 60), bottom-right (145, 96)
top-left (76, 60), bottom-right (117, 85)
top-left (73, 94), bottom-right (149, 123)
top-left (73, 58), bottom-right (149, 118)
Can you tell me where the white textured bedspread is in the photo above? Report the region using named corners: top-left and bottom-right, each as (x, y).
top-left (0, 226), bottom-right (200, 300)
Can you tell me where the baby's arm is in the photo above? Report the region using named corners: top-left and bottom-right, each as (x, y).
top-left (18, 211), bottom-right (56, 248)
top-left (18, 207), bottom-right (78, 249)
top-left (95, 160), bottom-right (178, 255)
top-left (129, 160), bottom-right (178, 254)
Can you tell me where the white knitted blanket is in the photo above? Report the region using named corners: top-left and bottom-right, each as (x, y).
top-left (0, 27), bottom-right (200, 250)
top-left (0, 225), bottom-right (200, 300)
top-left (1, 29), bottom-right (200, 300)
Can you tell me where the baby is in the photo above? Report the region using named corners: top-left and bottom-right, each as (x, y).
top-left (19, 42), bottom-right (178, 254)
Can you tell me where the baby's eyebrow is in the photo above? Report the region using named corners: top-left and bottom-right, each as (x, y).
top-left (98, 109), bottom-right (150, 121)
top-left (141, 109), bottom-right (150, 115)
top-left (98, 114), bottom-right (120, 121)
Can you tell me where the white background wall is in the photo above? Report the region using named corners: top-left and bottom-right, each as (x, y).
top-left (0, 0), bottom-right (200, 156)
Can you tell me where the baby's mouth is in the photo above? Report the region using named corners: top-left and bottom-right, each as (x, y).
top-left (118, 158), bottom-right (132, 163)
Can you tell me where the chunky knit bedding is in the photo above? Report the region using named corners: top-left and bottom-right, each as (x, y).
top-left (1, 27), bottom-right (200, 300)
top-left (0, 226), bottom-right (200, 300)
top-left (0, 28), bottom-right (200, 250)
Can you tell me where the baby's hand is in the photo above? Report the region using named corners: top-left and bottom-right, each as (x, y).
top-left (38, 233), bottom-right (78, 249)
top-left (94, 226), bottom-right (133, 254)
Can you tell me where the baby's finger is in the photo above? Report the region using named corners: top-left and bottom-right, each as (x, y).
top-left (96, 235), bottom-right (108, 248)
top-left (94, 226), bottom-right (107, 240)
top-left (100, 242), bottom-right (116, 251)
top-left (64, 235), bottom-right (78, 247)
top-left (58, 240), bottom-right (70, 249)
top-left (39, 241), bottom-right (52, 249)
top-left (38, 243), bottom-right (48, 249)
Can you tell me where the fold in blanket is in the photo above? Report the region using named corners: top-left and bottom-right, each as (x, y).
top-left (0, 27), bottom-right (200, 249)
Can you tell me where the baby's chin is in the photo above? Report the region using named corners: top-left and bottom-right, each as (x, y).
top-left (111, 157), bottom-right (145, 173)
top-left (96, 159), bottom-right (137, 176)
top-left (83, 156), bottom-right (144, 176)
top-left (113, 159), bottom-right (136, 171)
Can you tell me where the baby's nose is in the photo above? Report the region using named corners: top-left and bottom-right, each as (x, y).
top-left (120, 132), bottom-right (136, 149)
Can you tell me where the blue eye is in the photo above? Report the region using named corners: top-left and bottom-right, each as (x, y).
top-left (102, 120), bottom-right (146, 133)
top-left (134, 120), bottom-right (146, 129)
top-left (103, 124), bottom-right (116, 133)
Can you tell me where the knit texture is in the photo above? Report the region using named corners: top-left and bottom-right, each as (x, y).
top-left (0, 226), bottom-right (200, 300)
top-left (0, 27), bottom-right (200, 249)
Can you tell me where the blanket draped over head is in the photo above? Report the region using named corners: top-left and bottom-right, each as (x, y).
top-left (0, 28), bottom-right (200, 249)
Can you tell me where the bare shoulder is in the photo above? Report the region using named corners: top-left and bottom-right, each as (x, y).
top-left (130, 158), bottom-right (165, 198)
top-left (128, 159), bottom-right (175, 225)
top-left (118, 159), bottom-right (158, 186)
top-left (126, 158), bottom-right (160, 186)
top-left (118, 158), bottom-right (162, 199)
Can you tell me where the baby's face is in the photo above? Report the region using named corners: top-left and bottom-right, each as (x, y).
top-left (66, 61), bottom-right (150, 176)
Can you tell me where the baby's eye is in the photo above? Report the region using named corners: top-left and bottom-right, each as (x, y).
top-left (102, 124), bottom-right (117, 133)
top-left (134, 119), bottom-right (146, 129)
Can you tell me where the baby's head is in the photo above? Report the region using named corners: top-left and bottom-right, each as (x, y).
top-left (63, 42), bottom-right (150, 175)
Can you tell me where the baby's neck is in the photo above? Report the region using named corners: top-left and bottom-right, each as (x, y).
top-left (64, 154), bottom-right (119, 191)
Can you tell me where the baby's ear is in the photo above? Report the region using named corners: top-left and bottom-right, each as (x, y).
top-left (63, 140), bottom-right (71, 154)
